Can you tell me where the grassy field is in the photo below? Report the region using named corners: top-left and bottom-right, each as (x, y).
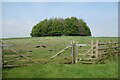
top-left (3, 60), bottom-right (118, 78)
top-left (2, 36), bottom-right (118, 78)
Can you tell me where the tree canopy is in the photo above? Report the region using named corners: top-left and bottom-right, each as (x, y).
top-left (30, 17), bottom-right (91, 37)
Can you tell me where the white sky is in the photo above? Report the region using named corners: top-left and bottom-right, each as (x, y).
top-left (0, 0), bottom-right (119, 38)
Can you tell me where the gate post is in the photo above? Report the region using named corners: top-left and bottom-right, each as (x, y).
top-left (0, 41), bottom-right (3, 65)
top-left (0, 40), bottom-right (3, 78)
top-left (71, 41), bottom-right (76, 64)
top-left (95, 40), bottom-right (99, 63)
top-left (75, 41), bottom-right (78, 63)
top-left (91, 40), bottom-right (94, 54)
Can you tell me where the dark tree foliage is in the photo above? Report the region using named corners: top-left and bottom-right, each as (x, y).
top-left (30, 17), bottom-right (91, 37)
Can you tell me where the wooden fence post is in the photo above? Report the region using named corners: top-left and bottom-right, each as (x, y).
top-left (71, 41), bottom-right (76, 64)
top-left (0, 40), bottom-right (3, 69)
top-left (95, 40), bottom-right (99, 63)
top-left (91, 40), bottom-right (94, 54)
top-left (75, 41), bottom-right (78, 63)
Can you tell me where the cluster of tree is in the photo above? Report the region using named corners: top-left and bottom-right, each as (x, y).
top-left (30, 17), bottom-right (91, 37)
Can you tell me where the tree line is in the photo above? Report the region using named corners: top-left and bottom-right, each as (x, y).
top-left (30, 17), bottom-right (91, 37)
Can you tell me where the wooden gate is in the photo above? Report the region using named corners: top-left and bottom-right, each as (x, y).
top-left (2, 40), bottom-right (119, 68)
top-left (72, 40), bottom-right (118, 64)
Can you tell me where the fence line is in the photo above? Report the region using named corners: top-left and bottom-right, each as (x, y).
top-left (74, 40), bottom-right (118, 64)
top-left (2, 39), bottom-right (119, 68)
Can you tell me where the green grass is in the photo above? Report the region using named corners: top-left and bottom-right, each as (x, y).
top-left (2, 36), bottom-right (119, 78)
top-left (3, 59), bottom-right (118, 78)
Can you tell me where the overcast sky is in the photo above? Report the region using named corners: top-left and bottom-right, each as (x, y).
top-left (1, 1), bottom-right (119, 38)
